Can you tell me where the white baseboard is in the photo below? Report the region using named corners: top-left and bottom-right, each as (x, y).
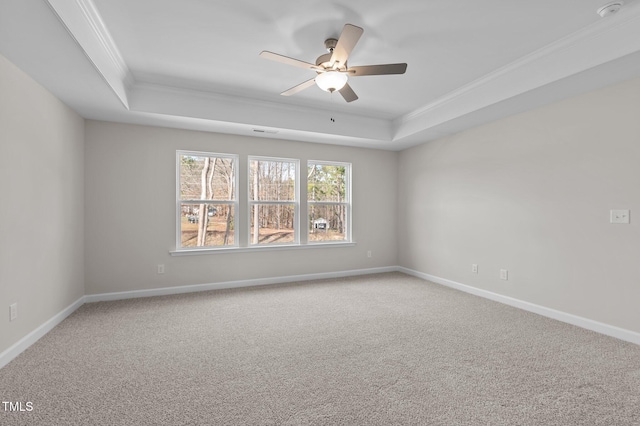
top-left (398, 266), bottom-right (640, 346)
top-left (84, 266), bottom-right (398, 303)
top-left (2, 267), bottom-right (395, 369)
top-left (0, 296), bottom-right (86, 369)
top-left (4, 266), bottom-right (637, 371)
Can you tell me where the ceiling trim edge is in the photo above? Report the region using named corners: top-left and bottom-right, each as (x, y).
top-left (130, 82), bottom-right (393, 142)
top-left (392, 3), bottom-right (640, 140)
top-left (46, 0), bottom-right (133, 108)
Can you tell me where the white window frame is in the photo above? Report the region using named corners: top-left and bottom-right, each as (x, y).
top-left (248, 156), bottom-right (300, 246)
top-left (307, 160), bottom-right (352, 244)
top-left (176, 150), bottom-right (239, 251)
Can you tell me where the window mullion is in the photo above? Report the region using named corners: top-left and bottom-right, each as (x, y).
top-left (249, 200), bottom-right (296, 205)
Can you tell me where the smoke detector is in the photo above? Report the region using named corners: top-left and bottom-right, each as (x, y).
top-left (597, 2), bottom-right (623, 17)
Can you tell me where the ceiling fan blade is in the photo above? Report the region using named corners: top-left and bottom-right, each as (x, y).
top-left (330, 24), bottom-right (364, 67)
top-left (260, 51), bottom-right (323, 71)
top-left (348, 63), bottom-right (407, 76)
top-left (338, 83), bottom-right (358, 102)
top-left (281, 78), bottom-right (317, 96)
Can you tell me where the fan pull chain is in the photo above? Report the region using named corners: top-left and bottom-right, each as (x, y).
top-left (330, 90), bottom-right (336, 123)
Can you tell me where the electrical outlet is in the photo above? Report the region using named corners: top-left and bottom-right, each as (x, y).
top-left (10, 303), bottom-right (17, 321)
top-left (500, 269), bottom-right (508, 280)
top-left (367, 250), bottom-right (372, 258)
top-left (472, 264), bottom-right (478, 273)
top-left (610, 209), bottom-right (630, 224)
top-left (157, 264), bottom-right (165, 274)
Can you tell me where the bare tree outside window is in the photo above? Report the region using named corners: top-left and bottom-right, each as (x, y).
top-left (178, 152), bottom-right (237, 248)
top-left (249, 157), bottom-right (298, 245)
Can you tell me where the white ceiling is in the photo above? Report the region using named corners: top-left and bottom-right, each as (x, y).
top-left (2, 0), bottom-right (640, 150)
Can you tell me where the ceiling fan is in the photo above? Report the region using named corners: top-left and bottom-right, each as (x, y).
top-left (259, 24), bottom-right (407, 102)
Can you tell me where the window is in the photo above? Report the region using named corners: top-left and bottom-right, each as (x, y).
top-left (249, 157), bottom-right (299, 245)
top-left (308, 161), bottom-right (351, 242)
top-left (177, 151), bottom-right (237, 249)
top-left (174, 152), bottom-right (351, 254)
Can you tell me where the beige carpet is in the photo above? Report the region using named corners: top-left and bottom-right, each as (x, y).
top-left (1, 272), bottom-right (639, 425)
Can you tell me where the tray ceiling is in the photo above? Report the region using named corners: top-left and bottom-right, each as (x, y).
top-left (2, 0), bottom-right (640, 149)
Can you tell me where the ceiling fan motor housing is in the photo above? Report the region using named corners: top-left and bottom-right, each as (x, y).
top-left (315, 38), bottom-right (347, 71)
top-left (315, 53), bottom-right (332, 68)
top-left (316, 53), bottom-right (346, 70)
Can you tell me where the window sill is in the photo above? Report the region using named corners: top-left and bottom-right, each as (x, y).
top-left (169, 242), bottom-right (356, 256)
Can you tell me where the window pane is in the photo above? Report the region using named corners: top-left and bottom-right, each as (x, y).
top-left (250, 204), bottom-right (295, 245)
top-left (307, 163), bottom-right (347, 202)
top-left (249, 159), bottom-right (296, 201)
top-left (309, 204), bottom-right (347, 242)
top-left (180, 155), bottom-right (235, 201)
top-left (180, 204), bottom-right (235, 247)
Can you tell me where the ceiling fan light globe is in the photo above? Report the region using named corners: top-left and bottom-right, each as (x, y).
top-left (315, 71), bottom-right (348, 92)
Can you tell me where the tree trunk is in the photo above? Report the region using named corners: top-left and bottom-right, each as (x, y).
top-left (223, 161), bottom-right (234, 245)
top-left (276, 162), bottom-right (281, 229)
top-left (197, 157), bottom-right (213, 246)
top-left (252, 161), bottom-right (260, 244)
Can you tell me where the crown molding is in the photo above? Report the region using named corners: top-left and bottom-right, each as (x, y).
top-left (46, 0), bottom-right (134, 108)
top-left (393, 3), bottom-right (640, 141)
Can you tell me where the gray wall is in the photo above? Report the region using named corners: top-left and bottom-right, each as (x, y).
top-left (0, 54), bottom-right (85, 354)
top-left (84, 121), bottom-right (398, 294)
top-left (398, 75), bottom-right (640, 333)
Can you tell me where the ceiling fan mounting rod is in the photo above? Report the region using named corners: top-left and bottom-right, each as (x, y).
top-left (324, 38), bottom-right (338, 52)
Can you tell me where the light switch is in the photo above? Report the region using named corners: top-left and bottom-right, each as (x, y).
top-left (610, 210), bottom-right (630, 224)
